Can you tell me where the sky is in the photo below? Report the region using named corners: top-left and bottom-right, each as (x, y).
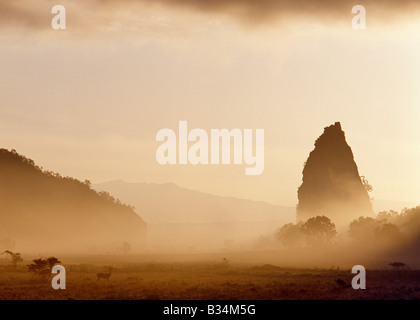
top-left (0, 0), bottom-right (420, 207)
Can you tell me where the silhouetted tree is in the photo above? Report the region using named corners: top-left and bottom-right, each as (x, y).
top-left (375, 223), bottom-right (403, 243)
top-left (276, 222), bottom-right (305, 248)
top-left (27, 258), bottom-right (49, 274)
top-left (389, 262), bottom-right (410, 271)
top-left (1, 250), bottom-right (23, 268)
top-left (400, 206), bottom-right (420, 236)
top-left (46, 257), bottom-right (61, 269)
top-left (377, 210), bottom-right (400, 223)
top-left (301, 216), bottom-right (337, 247)
top-left (348, 214), bottom-right (405, 247)
top-left (27, 257), bottom-right (61, 280)
top-left (348, 217), bottom-right (379, 241)
top-left (360, 176), bottom-right (373, 193)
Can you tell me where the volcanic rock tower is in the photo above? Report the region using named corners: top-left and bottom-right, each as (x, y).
top-left (297, 122), bottom-right (373, 226)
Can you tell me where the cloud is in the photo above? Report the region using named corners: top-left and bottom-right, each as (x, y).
top-left (0, 1), bottom-right (47, 29)
top-left (1, 0), bottom-right (419, 33)
top-left (142, 0), bottom-right (420, 23)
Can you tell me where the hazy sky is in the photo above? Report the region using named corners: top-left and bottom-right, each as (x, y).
top-left (1, 1), bottom-right (420, 207)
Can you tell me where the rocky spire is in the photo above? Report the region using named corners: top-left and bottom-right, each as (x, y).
top-left (297, 122), bottom-right (373, 226)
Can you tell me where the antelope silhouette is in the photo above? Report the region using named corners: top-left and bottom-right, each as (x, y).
top-left (97, 267), bottom-right (112, 281)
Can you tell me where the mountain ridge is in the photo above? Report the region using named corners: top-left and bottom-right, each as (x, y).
top-left (94, 180), bottom-right (295, 224)
top-left (0, 149), bottom-right (146, 253)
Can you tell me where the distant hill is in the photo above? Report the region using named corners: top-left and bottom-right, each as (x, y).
top-left (94, 180), bottom-right (295, 223)
top-left (0, 149), bottom-right (146, 253)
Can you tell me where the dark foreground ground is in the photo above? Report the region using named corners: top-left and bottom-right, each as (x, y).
top-left (1, 262), bottom-right (420, 300)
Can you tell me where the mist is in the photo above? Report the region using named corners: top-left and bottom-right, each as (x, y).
top-left (2, 0), bottom-right (420, 300)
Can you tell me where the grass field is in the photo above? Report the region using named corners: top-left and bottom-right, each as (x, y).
top-left (1, 261), bottom-right (420, 300)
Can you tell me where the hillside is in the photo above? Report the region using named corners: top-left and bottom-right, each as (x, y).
top-left (94, 180), bottom-right (295, 223)
top-left (0, 149), bottom-right (146, 253)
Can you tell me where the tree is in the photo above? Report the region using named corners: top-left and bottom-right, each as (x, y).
top-left (389, 262), bottom-right (410, 271)
top-left (46, 257), bottom-right (61, 269)
top-left (1, 250), bottom-right (23, 268)
top-left (27, 258), bottom-right (49, 274)
top-left (301, 216), bottom-right (337, 247)
top-left (375, 223), bottom-right (403, 244)
top-left (348, 217), bottom-right (379, 241)
top-left (360, 176), bottom-right (373, 193)
top-left (27, 257), bottom-right (61, 281)
top-left (376, 210), bottom-right (400, 224)
top-left (276, 222), bottom-right (305, 248)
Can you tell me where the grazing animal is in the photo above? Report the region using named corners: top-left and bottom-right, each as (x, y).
top-left (97, 267), bottom-right (112, 281)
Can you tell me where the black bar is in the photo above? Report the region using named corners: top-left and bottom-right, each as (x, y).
top-left (1, 300), bottom-right (415, 319)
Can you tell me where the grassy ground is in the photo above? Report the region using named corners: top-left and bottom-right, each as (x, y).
top-left (1, 262), bottom-right (420, 300)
